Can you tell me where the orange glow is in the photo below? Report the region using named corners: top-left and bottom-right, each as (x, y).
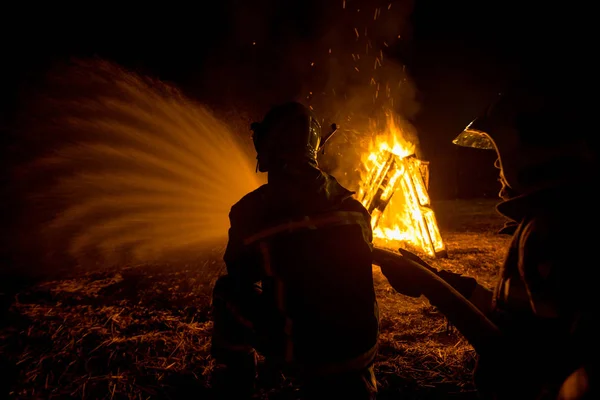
top-left (357, 113), bottom-right (446, 257)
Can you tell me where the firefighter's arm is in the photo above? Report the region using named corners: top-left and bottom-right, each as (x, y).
top-left (223, 209), bottom-right (262, 284)
top-left (380, 248), bottom-right (493, 314)
top-left (435, 268), bottom-right (493, 315)
top-left (462, 278), bottom-right (494, 316)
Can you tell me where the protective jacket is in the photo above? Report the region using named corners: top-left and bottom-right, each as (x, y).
top-left (474, 179), bottom-right (597, 399)
top-left (221, 162), bottom-right (379, 375)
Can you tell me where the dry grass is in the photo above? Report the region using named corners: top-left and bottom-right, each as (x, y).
top-left (1, 198), bottom-right (512, 399)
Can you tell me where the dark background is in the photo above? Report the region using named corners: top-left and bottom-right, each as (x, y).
top-left (0, 1), bottom-right (585, 200)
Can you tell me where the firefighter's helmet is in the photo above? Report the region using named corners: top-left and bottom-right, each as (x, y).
top-left (250, 102), bottom-right (321, 172)
top-left (452, 80), bottom-right (592, 195)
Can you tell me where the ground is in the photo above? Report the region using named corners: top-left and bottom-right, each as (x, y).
top-left (1, 198), bottom-right (511, 399)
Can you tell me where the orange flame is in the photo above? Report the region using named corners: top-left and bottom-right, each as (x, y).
top-left (356, 114), bottom-right (446, 257)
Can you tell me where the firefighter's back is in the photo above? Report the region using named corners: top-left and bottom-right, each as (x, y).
top-left (262, 194), bottom-right (378, 369)
top-left (233, 163), bottom-right (379, 372)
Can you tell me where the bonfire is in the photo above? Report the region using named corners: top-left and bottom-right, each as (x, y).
top-left (357, 114), bottom-right (447, 257)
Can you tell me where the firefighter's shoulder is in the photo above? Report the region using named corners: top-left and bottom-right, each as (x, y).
top-left (339, 196), bottom-right (372, 221)
top-left (229, 184), bottom-right (270, 220)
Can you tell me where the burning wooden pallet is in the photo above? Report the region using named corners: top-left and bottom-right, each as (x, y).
top-left (357, 147), bottom-right (447, 258)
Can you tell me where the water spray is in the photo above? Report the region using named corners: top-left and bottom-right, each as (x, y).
top-left (14, 59), bottom-right (263, 269)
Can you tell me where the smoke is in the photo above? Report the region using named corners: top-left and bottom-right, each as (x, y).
top-left (303, 0), bottom-right (420, 189)
top-left (197, 0), bottom-right (419, 189)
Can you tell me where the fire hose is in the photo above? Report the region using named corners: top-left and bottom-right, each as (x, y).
top-left (372, 246), bottom-right (503, 356)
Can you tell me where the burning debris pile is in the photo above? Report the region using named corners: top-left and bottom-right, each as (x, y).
top-left (357, 115), bottom-right (446, 258)
top-left (284, 1), bottom-right (443, 257)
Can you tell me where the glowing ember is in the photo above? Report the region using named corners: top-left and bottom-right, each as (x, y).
top-left (357, 114), bottom-right (446, 257)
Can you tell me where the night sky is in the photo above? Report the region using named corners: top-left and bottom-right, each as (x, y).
top-left (0, 1), bottom-right (585, 200)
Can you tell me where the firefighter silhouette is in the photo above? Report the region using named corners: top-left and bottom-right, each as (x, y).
top-left (451, 71), bottom-right (598, 399)
top-left (210, 102), bottom-right (379, 399)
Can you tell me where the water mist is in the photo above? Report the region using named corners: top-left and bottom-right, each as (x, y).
top-left (12, 59), bottom-right (263, 270)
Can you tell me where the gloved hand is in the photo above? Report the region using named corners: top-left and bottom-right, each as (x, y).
top-left (397, 248), bottom-right (478, 299)
top-left (377, 248), bottom-right (427, 298)
top-left (379, 259), bottom-right (424, 298)
top-left (379, 248), bottom-right (479, 299)
top-left (436, 269), bottom-right (478, 299)
top-left (398, 248), bottom-right (478, 299)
